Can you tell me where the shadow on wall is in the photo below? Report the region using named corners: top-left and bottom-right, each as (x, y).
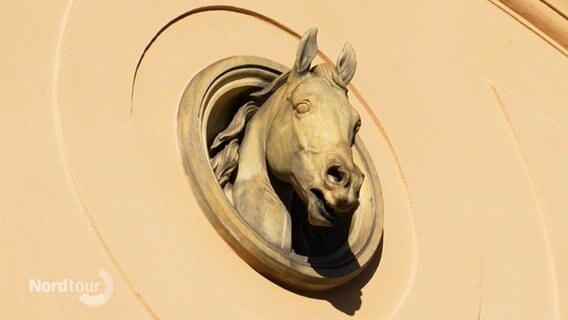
top-left (290, 237), bottom-right (383, 316)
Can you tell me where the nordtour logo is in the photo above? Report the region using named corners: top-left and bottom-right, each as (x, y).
top-left (29, 269), bottom-right (114, 307)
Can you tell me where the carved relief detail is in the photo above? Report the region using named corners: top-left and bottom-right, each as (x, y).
top-left (178, 28), bottom-right (383, 290)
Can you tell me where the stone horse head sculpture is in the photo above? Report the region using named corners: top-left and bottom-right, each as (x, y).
top-left (210, 28), bottom-right (364, 254)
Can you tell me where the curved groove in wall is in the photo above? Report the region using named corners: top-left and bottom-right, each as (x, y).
top-left (130, 5), bottom-right (302, 107)
top-left (51, 1), bottom-right (160, 319)
top-left (488, 82), bottom-right (559, 319)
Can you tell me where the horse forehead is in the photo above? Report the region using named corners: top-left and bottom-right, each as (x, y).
top-left (291, 77), bottom-right (348, 104)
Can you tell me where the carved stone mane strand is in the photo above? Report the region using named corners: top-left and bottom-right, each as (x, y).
top-left (209, 102), bottom-right (259, 192)
top-left (250, 71), bottom-right (290, 102)
top-left (209, 70), bottom-right (293, 194)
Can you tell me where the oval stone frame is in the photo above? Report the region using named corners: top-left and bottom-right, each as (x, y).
top-left (178, 56), bottom-right (383, 291)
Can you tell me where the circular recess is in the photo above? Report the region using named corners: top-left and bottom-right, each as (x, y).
top-left (178, 56), bottom-right (383, 290)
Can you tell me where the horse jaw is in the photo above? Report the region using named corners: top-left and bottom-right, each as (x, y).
top-left (306, 192), bottom-right (336, 227)
top-left (287, 177), bottom-right (337, 228)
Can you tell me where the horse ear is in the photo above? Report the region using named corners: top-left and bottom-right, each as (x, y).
top-left (294, 28), bottom-right (318, 74)
top-left (336, 42), bottom-right (357, 85)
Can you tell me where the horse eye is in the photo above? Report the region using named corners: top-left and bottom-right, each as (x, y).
top-left (295, 102), bottom-right (310, 114)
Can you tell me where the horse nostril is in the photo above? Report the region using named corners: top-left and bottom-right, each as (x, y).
top-left (326, 165), bottom-right (349, 186)
top-left (327, 166), bottom-right (340, 182)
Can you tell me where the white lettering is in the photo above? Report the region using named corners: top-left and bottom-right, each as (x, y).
top-left (28, 269), bottom-right (112, 307)
top-left (29, 279), bottom-right (41, 292)
top-left (42, 282), bottom-right (53, 292)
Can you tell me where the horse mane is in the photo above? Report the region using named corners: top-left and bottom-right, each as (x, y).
top-left (210, 102), bottom-right (258, 188)
top-left (250, 70), bottom-right (290, 102)
top-left (210, 70), bottom-right (291, 188)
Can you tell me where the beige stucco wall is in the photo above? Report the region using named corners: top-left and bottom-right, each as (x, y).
top-left (1, 1), bottom-right (567, 319)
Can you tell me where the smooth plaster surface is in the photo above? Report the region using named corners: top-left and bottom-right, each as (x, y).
top-left (1, 1), bottom-right (567, 319)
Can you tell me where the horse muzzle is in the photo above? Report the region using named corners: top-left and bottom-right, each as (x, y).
top-left (305, 164), bottom-right (364, 227)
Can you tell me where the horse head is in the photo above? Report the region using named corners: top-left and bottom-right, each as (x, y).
top-left (265, 28), bottom-right (365, 228)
